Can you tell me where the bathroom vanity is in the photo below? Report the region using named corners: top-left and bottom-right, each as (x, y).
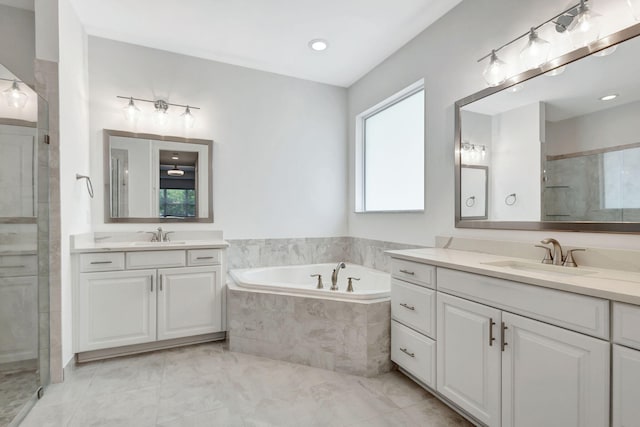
top-left (388, 247), bottom-right (640, 427)
top-left (71, 232), bottom-right (227, 362)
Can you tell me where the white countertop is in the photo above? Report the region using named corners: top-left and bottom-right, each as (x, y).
top-left (387, 247), bottom-right (640, 305)
top-left (71, 239), bottom-right (229, 253)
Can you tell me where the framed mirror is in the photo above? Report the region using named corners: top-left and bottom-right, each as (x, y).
top-left (104, 129), bottom-right (213, 223)
top-left (455, 23), bottom-right (640, 233)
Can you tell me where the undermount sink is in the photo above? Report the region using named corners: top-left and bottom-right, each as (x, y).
top-left (130, 241), bottom-right (187, 246)
top-left (481, 260), bottom-right (597, 277)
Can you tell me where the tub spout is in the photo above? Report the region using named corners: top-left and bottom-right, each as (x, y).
top-left (330, 262), bottom-right (346, 291)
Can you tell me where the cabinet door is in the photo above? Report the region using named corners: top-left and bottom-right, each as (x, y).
top-left (501, 312), bottom-right (609, 427)
top-left (157, 266), bottom-right (222, 340)
top-left (78, 270), bottom-right (156, 352)
top-left (0, 276), bottom-right (38, 363)
top-left (613, 344), bottom-right (640, 427)
top-left (437, 292), bottom-right (502, 426)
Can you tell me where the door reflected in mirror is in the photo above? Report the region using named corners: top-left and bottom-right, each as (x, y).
top-left (104, 130), bottom-right (213, 223)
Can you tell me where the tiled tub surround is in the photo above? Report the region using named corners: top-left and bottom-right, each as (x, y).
top-left (226, 236), bottom-right (422, 271)
top-left (227, 283), bottom-right (392, 377)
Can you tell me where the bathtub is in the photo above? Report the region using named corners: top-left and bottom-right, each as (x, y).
top-left (229, 263), bottom-right (390, 301)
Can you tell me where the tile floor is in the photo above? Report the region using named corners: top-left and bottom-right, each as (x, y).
top-left (20, 342), bottom-right (472, 427)
top-left (0, 369), bottom-right (39, 426)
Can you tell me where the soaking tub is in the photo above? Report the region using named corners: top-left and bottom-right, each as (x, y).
top-left (229, 263), bottom-right (390, 301)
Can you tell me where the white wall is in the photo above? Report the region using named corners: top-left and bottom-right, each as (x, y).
top-left (88, 37), bottom-right (348, 239)
top-left (347, 0), bottom-right (640, 250)
top-left (490, 102), bottom-right (542, 221)
top-left (0, 4), bottom-right (35, 85)
top-left (58, 0), bottom-right (91, 366)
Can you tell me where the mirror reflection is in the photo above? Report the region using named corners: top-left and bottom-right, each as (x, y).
top-left (105, 130), bottom-right (213, 222)
top-left (457, 28), bottom-right (640, 230)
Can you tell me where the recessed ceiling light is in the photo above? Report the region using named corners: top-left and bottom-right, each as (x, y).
top-left (508, 84), bottom-right (523, 93)
top-left (600, 94), bottom-right (618, 101)
top-left (308, 39), bottom-right (328, 52)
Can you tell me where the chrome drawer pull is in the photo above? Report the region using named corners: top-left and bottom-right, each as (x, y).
top-left (399, 269), bottom-right (415, 275)
top-left (90, 261), bottom-right (113, 265)
top-left (0, 265), bottom-right (25, 268)
top-left (196, 256), bottom-right (215, 260)
top-left (400, 347), bottom-right (415, 358)
top-left (400, 303), bottom-right (415, 311)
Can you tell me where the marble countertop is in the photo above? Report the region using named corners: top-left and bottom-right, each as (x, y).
top-left (71, 239), bottom-right (229, 253)
top-left (386, 247), bottom-right (640, 305)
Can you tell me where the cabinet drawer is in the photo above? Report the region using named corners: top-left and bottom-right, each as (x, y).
top-left (391, 278), bottom-right (435, 338)
top-left (437, 268), bottom-right (609, 339)
top-left (613, 302), bottom-right (640, 351)
top-left (391, 320), bottom-right (436, 388)
top-left (391, 258), bottom-right (435, 288)
top-left (126, 250), bottom-right (185, 270)
top-left (187, 249), bottom-right (221, 266)
top-left (79, 253), bottom-right (125, 272)
top-left (0, 255), bottom-right (37, 277)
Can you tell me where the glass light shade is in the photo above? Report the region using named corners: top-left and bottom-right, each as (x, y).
top-left (483, 51), bottom-right (508, 87)
top-left (154, 108), bottom-right (169, 127)
top-left (520, 29), bottom-right (551, 69)
top-left (3, 80), bottom-right (28, 109)
top-left (123, 98), bottom-right (140, 122)
top-left (167, 165), bottom-right (184, 176)
top-left (569, 2), bottom-right (602, 48)
top-left (628, 0), bottom-right (640, 21)
top-left (181, 106), bottom-right (195, 129)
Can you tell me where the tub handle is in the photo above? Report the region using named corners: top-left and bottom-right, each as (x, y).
top-left (400, 303), bottom-right (415, 311)
top-left (346, 277), bottom-right (360, 293)
top-left (310, 274), bottom-right (323, 289)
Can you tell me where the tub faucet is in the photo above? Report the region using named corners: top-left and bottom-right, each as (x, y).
top-left (331, 262), bottom-right (346, 291)
top-left (540, 238), bottom-right (563, 265)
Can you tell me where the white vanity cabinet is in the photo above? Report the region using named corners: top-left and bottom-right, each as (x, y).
top-left (612, 303), bottom-right (640, 427)
top-left (390, 255), bottom-right (612, 427)
top-left (74, 247), bottom-right (225, 356)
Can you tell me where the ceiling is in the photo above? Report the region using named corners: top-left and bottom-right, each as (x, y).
top-left (69, 0), bottom-right (461, 87)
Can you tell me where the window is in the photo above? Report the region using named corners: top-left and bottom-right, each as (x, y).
top-left (159, 189), bottom-right (196, 217)
top-left (356, 81), bottom-right (425, 212)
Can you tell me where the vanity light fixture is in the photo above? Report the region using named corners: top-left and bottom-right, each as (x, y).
top-left (600, 94), bottom-right (618, 101)
top-left (1, 79), bottom-right (28, 109)
top-left (478, 1), bottom-right (601, 87)
top-left (308, 39), bottom-right (329, 52)
top-left (167, 165), bottom-right (185, 177)
top-left (461, 142), bottom-right (487, 162)
top-left (117, 96), bottom-right (201, 128)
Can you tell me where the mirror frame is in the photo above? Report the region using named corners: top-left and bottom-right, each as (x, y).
top-left (103, 129), bottom-right (214, 223)
top-left (455, 22), bottom-right (640, 233)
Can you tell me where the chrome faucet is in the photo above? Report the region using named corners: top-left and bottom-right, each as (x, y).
top-left (540, 238), bottom-right (563, 265)
top-left (330, 262), bottom-right (346, 291)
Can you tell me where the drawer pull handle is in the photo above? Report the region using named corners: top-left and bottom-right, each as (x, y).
top-left (196, 256), bottom-right (215, 260)
top-left (400, 303), bottom-right (415, 311)
top-left (0, 265), bottom-right (25, 268)
top-left (400, 347), bottom-right (415, 358)
top-left (90, 261), bottom-right (113, 265)
top-left (489, 318), bottom-right (496, 346)
top-left (399, 269), bottom-right (415, 276)
top-left (501, 322), bottom-right (508, 352)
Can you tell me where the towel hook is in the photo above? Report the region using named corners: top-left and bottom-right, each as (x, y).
top-left (465, 196), bottom-right (476, 207)
top-left (505, 193), bottom-right (517, 206)
top-left (76, 174), bottom-right (94, 198)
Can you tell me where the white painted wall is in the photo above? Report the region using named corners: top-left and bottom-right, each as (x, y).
top-left (58, 0), bottom-right (91, 367)
top-left (347, 0), bottom-right (640, 250)
top-left (88, 37), bottom-right (348, 239)
top-left (490, 102), bottom-right (542, 221)
top-left (0, 4), bottom-right (35, 84)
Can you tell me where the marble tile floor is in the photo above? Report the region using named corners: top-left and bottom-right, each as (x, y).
top-left (20, 342), bottom-right (472, 427)
top-left (0, 368), bottom-right (39, 427)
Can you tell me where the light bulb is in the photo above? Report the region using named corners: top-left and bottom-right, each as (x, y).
top-left (181, 106), bottom-right (195, 129)
top-left (628, 0), bottom-right (640, 21)
top-left (483, 50), bottom-right (508, 87)
top-left (154, 100), bottom-right (169, 128)
top-left (3, 80), bottom-right (28, 109)
top-left (122, 97), bottom-right (140, 122)
top-left (569, 0), bottom-right (601, 48)
top-left (481, 146), bottom-right (487, 159)
top-left (520, 28), bottom-right (551, 69)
